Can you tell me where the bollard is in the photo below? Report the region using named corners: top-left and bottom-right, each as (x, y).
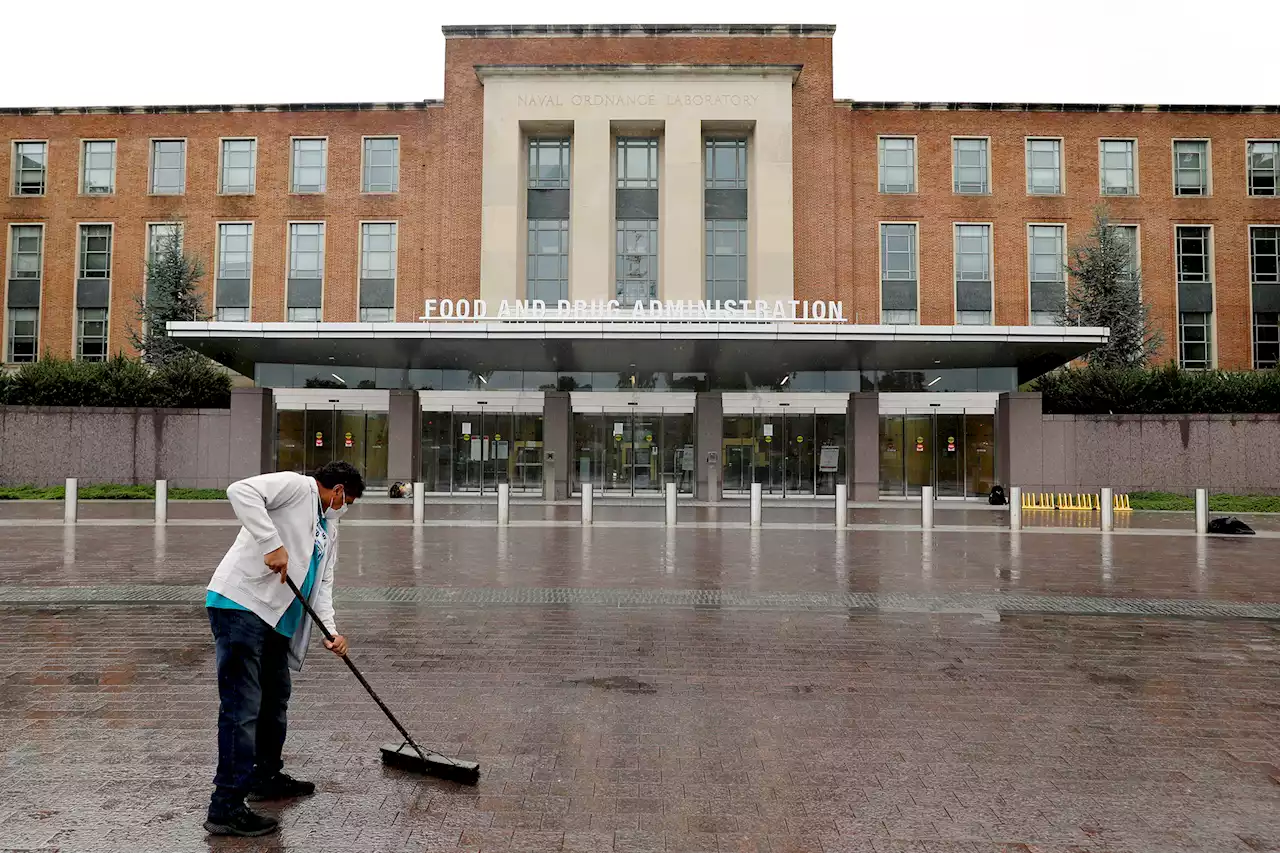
top-left (64, 477), bottom-right (78, 524)
top-left (1195, 488), bottom-right (1208, 534)
top-left (665, 482), bottom-right (677, 527)
top-left (581, 483), bottom-right (593, 526)
top-left (750, 482), bottom-right (762, 528)
top-left (1100, 487), bottom-right (1114, 532)
top-left (155, 479), bottom-right (168, 525)
top-left (497, 482), bottom-right (510, 526)
top-left (412, 482), bottom-right (424, 525)
top-left (834, 483), bottom-right (847, 529)
top-left (1009, 486), bottom-right (1022, 530)
top-left (920, 485), bottom-right (934, 529)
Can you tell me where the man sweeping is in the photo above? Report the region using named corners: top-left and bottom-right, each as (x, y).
top-left (203, 462), bottom-right (365, 837)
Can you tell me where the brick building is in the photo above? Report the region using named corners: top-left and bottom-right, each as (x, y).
top-left (1, 24), bottom-right (1276, 499)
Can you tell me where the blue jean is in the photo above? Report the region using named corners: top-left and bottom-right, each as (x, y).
top-left (208, 607), bottom-right (291, 819)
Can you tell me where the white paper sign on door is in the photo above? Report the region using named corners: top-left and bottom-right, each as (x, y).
top-left (763, 424), bottom-right (774, 438)
top-left (613, 422), bottom-right (624, 436)
top-left (461, 422), bottom-right (472, 435)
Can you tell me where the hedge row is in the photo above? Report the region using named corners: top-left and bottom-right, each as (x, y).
top-left (0, 356), bottom-right (232, 408)
top-left (0, 484), bottom-right (227, 500)
top-left (1032, 365), bottom-right (1280, 414)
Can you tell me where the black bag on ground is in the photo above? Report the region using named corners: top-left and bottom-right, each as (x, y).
top-left (1206, 516), bottom-right (1254, 535)
top-left (988, 485), bottom-right (1007, 506)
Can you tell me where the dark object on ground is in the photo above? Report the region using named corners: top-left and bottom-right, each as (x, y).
top-left (388, 481), bottom-right (412, 499)
top-left (1207, 516), bottom-right (1255, 535)
top-left (988, 486), bottom-right (1006, 506)
top-left (204, 806), bottom-right (279, 837)
top-left (283, 575), bottom-right (481, 785)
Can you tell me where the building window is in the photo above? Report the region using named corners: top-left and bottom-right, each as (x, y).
top-left (150, 139), bottom-right (186, 195)
top-left (528, 220), bottom-right (569, 304)
top-left (1176, 225), bottom-right (1212, 369)
top-left (360, 222), bottom-right (398, 322)
top-left (9, 224), bottom-right (43, 280)
top-left (77, 308), bottom-right (108, 362)
top-left (146, 223), bottom-right (182, 307)
top-left (880, 223), bottom-right (917, 324)
top-left (220, 139), bottom-right (256, 194)
top-left (1100, 139), bottom-right (1136, 196)
top-left (1028, 225), bottom-right (1065, 326)
top-left (1173, 140), bottom-right (1209, 196)
top-left (1252, 227), bottom-right (1279, 369)
top-left (706, 220), bottom-right (747, 303)
top-left (955, 224), bottom-right (992, 325)
top-left (1248, 141), bottom-right (1279, 196)
top-left (216, 223), bottom-right (252, 322)
top-left (291, 138), bottom-right (327, 193)
top-left (705, 138), bottom-right (748, 303)
top-left (528, 138), bottom-right (571, 188)
top-left (82, 140), bottom-right (116, 194)
top-left (878, 137), bottom-right (915, 194)
top-left (79, 225), bottom-right (112, 279)
top-left (953, 138), bottom-right (989, 194)
top-left (1026, 138), bottom-right (1062, 195)
top-left (363, 137), bottom-right (399, 193)
top-left (616, 138), bottom-right (659, 306)
top-left (287, 307), bottom-right (321, 322)
top-left (288, 223), bottom-right (324, 322)
top-left (13, 141), bottom-right (47, 195)
top-left (706, 138), bottom-right (747, 189)
top-left (6, 308), bottom-right (38, 363)
top-left (1114, 225), bottom-right (1140, 282)
top-left (217, 307), bottom-right (249, 322)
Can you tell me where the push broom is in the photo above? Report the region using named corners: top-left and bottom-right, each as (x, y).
top-left (284, 575), bottom-right (480, 785)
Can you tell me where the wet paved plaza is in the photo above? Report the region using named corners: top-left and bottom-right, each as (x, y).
top-left (1, 510), bottom-right (1278, 852)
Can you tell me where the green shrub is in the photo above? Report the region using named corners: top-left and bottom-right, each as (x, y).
top-left (1128, 491), bottom-right (1280, 513)
top-left (1033, 364), bottom-right (1280, 414)
top-left (0, 354), bottom-right (231, 408)
top-left (0, 484), bottom-right (226, 500)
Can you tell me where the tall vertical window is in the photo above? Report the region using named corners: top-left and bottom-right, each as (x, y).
top-left (6, 224), bottom-right (43, 363)
top-left (880, 223), bottom-right (918, 324)
top-left (705, 138), bottom-right (748, 302)
top-left (79, 225), bottom-right (112, 279)
top-left (150, 139), bottom-right (186, 195)
top-left (76, 224), bottom-right (112, 362)
top-left (146, 223), bottom-right (182, 303)
top-left (1100, 139), bottom-right (1136, 195)
top-left (359, 222), bottom-right (397, 322)
top-left (1251, 227), bottom-right (1279, 369)
top-left (1028, 225), bottom-right (1065, 325)
top-left (13, 141), bottom-right (47, 195)
top-left (216, 223), bottom-right (253, 322)
top-left (526, 138), bottom-right (571, 303)
top-left (953, 138), bottom-right (990, 194)
top-left (1173, 140), bottom-right (1209, 196)
top-left (1026, 138), bottom-right (1062, 195)
top-left (77, 308), bottom-right (108, 362)
top-left (291, 138), bottom-right (327, 193)
top-left (1248, 141), bottom-right (1279, 196)
top-left (1176, 225), bottom-right (1213, 369)
top-left (287, 223), bottom-right (325, 321)
top-left (362, 137), bottom-right (399, 193)
top-left (220, 139), bottom-right (256, 194)
top-left (954, 224), bottom-right (993, 325)
top-left (616, 137), bottom-right (659, 306)
top-left (878, 137), bottom-right (916, 194)
top-left (82, 141), bottom-right (116, 194)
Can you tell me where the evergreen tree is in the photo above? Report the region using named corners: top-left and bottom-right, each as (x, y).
top-left (129, 228), bottom-right (210, 367)
top-left (1060, 206), bottom-right (1162, 367)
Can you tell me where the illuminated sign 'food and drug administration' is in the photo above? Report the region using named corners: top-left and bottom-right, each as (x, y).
top-left (419, 299), bottom-right (847, 323)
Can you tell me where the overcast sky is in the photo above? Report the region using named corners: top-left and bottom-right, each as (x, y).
top-left (1, 0), bottom-right (1272, 108)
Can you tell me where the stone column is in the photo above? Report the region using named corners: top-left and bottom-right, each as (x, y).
top-left (997, 392), bottom-right (1045, 493)
top-left (695, 391), bottom-right (724, 502)
top-left (569, 118), bottom-right (612, 302)
top-left (847, 392), bottom-right (880, 502)
top-left (542, 391), bottom-right (572, 500)
top-left (661, 119), bottom-right (703, 303)
top-left (387, 390), bottom-right (421, 484)
top-left (228, 387), bottom-right (274, 483)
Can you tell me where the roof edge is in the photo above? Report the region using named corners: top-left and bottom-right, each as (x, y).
top-left (0, 101), bottom-right (443, 117)
top-left (443, 23), bottom-right (835, 38)
top-left (475, 63), bottom-right (804, 81)
top-left (847, 101), bottom-right (1280, 114)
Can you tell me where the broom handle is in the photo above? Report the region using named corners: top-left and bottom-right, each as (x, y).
top-left (283, 573), bottom-right (434, 763)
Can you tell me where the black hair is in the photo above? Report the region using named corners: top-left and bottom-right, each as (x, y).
top-left (313, 461), bottom-right (365, 498)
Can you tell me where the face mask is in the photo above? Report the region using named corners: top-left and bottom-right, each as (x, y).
top-left (324, 488), bottom-right (348, 520)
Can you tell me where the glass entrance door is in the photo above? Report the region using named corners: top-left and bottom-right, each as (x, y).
top-left (722, 411), bottom-right (838, 497)
top-left (572, 411), bottom-right (693, 495)
top-left (878, 412), bottom-right (997, 498)
top-left (453, 410), bottom-right (503, 494)
top-left (275, 408), bottom-right (388, 485)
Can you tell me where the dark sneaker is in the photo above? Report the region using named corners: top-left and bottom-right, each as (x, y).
top-left (247, 772), bottom-right (316, 802)
top-left (204, 806), bottom-right (279, 837)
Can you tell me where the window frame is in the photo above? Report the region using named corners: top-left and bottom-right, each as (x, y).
top-left (148, 137), bottom-right (187, 196)
top-left (1099, 138), bottom-right (1139, 197)
top-left (878, 220), bottom-right (920, 325)
top-left (144, 221), bottom-right (184, 305)
top-left (5, 306), bottom-right (39, 364)
top-left (1249, 224), bottom-right (1280, 369)
top-left (215, 221), bottom-right (255, 322)
top-left (876, 135), bottom-right (917, 195)
top-left (1171, 138), bottom-right (1211, 197)
top-left (1174, 223), bottom-right (1215, 369)
top-left (951, 136), bottom-right (992, 195)
top-left (76, 306), bottom-right (109, 363)
top-left (1246, 139), bottom-right (1280, 197)
top-left (76, 222), bottom-right (114, 280)
top-left (527, 137), bottom-right (573, 189)
top-left (359, 220), bottom-right (399, 321)
top-left (615, 137), bottom-right (660, 189)
top-left (704, 137), bottom-right (748, 190)
top-left (11, 140), bottom-right (49, 196)
top-left (7, 222), bottom-right (45, 281)
top-left (289, 136), bottom-right (328, 195)
top-left (1027, 222), bottom-right (1067, 326)
top-left (5, 223), bottom-right (44, 364)
top-left (218, 137), bottom-right (258, 195)
top-left (1025, 136), bottom-right (1064, 195)
top-left (953, 221), bottom-right (994, 325)
top-left (361, 135), bottom-right (401, 194)
top-left (79, 139), bottom-right (117, 196)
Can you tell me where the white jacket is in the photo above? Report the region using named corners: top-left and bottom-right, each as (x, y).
top-left (207, 471), bottom-right (340, 671)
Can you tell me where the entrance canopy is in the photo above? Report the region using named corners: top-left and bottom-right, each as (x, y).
top-left (168, 321), bottom-right (1107, 384)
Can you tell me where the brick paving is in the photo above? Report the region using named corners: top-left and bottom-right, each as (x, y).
top-left (1, 524), bottom-right (1278, 852)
